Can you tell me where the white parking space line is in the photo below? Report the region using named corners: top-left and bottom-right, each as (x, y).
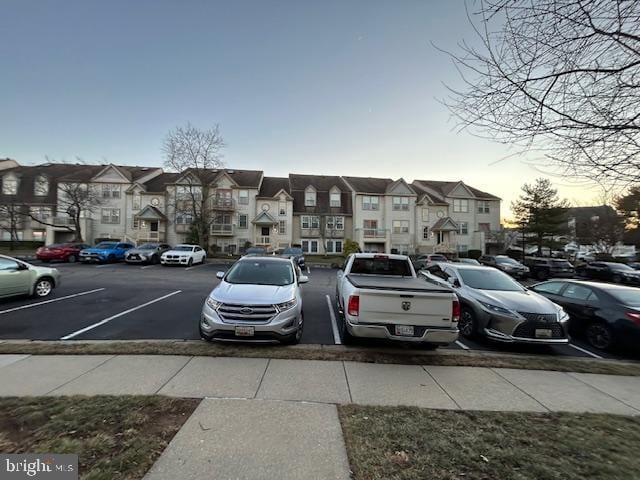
top-left (95, 264), bottom-right (114, 268)
top-left (307, 267), bottom-right (310, 275)
top-left (60, 290), bottom-right (182, 340)
top-left (324, 294), bottom-right (342, 345)
top-left (569, 343), bottom-right (603, 359)
top-left (140, 265), bottom-right (156, 269)
top-left (455, 339), bottom-right (470, 350)
top-left (0, 288), bottom-right (106, 315)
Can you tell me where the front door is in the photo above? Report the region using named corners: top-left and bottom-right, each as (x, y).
top-left (150, 221), bottom-right (159, 232)
top-left (261, 227), bottom-right (270, 236)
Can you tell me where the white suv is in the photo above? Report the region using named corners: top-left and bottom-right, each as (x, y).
top-left (161, 244), bottom-right (206, 267)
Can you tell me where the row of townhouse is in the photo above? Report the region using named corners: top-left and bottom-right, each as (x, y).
top-left (0, 158), bottom-right (501, 255)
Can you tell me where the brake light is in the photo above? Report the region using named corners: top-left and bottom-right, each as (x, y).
top-left (373, 255), bottom-right (388, 260)
top-left (452, 299), bottom-right (460, 322)
top-left (626, 312), bottom-right (640, 326)
top-left (348, 295), bottom-right (360, 316)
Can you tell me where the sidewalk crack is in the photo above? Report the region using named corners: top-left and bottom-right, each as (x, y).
top-left (154, 356), bottom-right (194, 394)
top-left (490, 368), bottom-right (549, 412)
top-left (421, 366), bottom-right (461, 410)
top-left (253, 358), bottom-right (271, 399)
top-left (44, 354), bottom-right (116, 395)
top-left (342, 361), bottom-right (353, 403)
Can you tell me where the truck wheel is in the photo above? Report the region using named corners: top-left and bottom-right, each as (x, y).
top-left (459, 307), bottom-right (477, 338)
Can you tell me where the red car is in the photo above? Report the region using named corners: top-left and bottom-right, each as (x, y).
top-left (36, 243), bottom-right (89, 263)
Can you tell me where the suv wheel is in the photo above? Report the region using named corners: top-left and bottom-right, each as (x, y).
top-left (34, 279), bottom-right (53, 298)
top-left (458, 307), bottom-right (477, 338)
top-left (187, 258), bottom-right (193, 267)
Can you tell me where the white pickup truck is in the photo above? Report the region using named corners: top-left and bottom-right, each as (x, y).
top-left (335, 253), bottom-right (460, 347)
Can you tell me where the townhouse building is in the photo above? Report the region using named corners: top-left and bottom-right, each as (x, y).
top-left (0, 159), bottom-right (501, 255)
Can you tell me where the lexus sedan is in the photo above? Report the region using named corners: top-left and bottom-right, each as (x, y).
top-left (200, 256), bottom-right (308, 344)
top-left (529, 280), bottom-right (640, 351)
top-left (125, 243), bottom-right (171, 264)
top-left (423, 263), bottom-right (569, 344)
top-left (0, 254), bottom-right (61, 299)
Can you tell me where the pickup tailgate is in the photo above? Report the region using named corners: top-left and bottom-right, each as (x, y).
top-left (346, 275), bottom-right (454, 327)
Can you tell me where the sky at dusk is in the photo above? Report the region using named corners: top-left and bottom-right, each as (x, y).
top-left (0, 0), bottom-right (601, 217)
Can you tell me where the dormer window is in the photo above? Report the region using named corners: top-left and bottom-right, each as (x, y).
top-left (2, 176), bottom-right (18, 195)
top-left (34, 175), bottom-right (49, 196)
top-left (304, 187), bottom-right (316, 207)
top-left (330, 190), bottom-right (341, 207)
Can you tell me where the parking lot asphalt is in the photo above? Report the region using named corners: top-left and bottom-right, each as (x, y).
top-left (0, 260), bottom-right (636, 362)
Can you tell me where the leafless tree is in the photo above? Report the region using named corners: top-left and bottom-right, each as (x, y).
top-left (0, 201), bottom-right (24, 248)
top-left (163, 124), bottom-right (226, 247)
top-left (443, 0), bottom-right (640, 188)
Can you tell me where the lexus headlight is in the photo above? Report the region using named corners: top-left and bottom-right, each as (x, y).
top-left (558, 308), bottom-right (570, 322)
top-left (206, 297), bottom-right (221, 311)
top-left (479, 301), bottom-right (518, 317)
top-left (275, 298), bottom-right (297, 312)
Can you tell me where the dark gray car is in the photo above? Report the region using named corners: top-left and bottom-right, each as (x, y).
top-left (423, 263), bottom-right (569, 344)
top-left (125, 243), bottom-right (171, 264)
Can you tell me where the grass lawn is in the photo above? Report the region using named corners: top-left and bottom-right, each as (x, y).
top-left (339, 405), bottom-right (640, 480)
top-left (0, 396), bottom-right (199, 480)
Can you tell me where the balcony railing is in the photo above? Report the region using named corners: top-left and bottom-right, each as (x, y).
top-left (255, 236), bottom-right (271, 245)
top-left (52, 216), bottom-right (76, 226)
top-left (211, 223), bottom-right (234, 236)
top-left (361, 228), bottom-right (387, 238)
top-left (210, 197), bottom-right (236, 210)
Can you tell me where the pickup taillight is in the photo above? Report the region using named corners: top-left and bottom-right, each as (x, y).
top-left (347, 295), bottom-right (360, 316)
top-left (452, 299), bottom-right (460, 322)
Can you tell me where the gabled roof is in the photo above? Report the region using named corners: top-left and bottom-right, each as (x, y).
top-left (385, 178), bottom-right (416, 195)
top-left (142, 173), bottom-right (181, 192)
top-left (288, 174), bottom-right (350, 192)
top-left (413, 180), bottom-right (500, 201)
top-left (135, 205), bottom-right (167, 221)
top-left (342, 176), bottom-right (394, 194)
top-left (288, 174), bottom-right (352, 215)
top-left (258, 177), bottom-right (292, 198)
top-left (431, 217), bottom-right (459, 231)
top-left (252, 211), bottom-right (277, 225)
top-left (172, 168), bottom-right (263, 188)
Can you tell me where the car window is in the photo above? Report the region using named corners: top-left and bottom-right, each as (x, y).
top-left (562, 284), bottom-right (593, 301)
top-left (350, 257), bottom-right (412, 276)
top-left (426, 265), bottom-right (447, 279)
top-left (532, 282), bottom-right (565, 295)
top-left (457, 268), bottom-right (524, 291)
top-left (607, 287), bottom-right (640, 307)
top-left (0, 258), bottom-right (20, 271)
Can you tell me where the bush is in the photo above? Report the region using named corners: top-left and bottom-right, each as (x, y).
top-left (0, 240), bottom-right (44, 250)
top-left (343, 239), bottom-right (360, 256)
top-left (467, 249), bottom-right (482, 259)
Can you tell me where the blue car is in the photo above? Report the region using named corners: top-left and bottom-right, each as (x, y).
top-left (79, 241), bottom-right (134, 264)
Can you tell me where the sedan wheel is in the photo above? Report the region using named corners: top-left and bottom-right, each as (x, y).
top-left (586, 322), bottom-right (614, 350)
top-left (458, 307), bottom-right (477, 338)
top-left (67, 254), bottom-right (77, 263)
top-left (34, 279), bottom-right (53, 298)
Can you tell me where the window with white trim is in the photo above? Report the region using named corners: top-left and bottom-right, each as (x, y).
top-left (326, 240), bottom-right (343, 253)
top-left (301, 239), bottom-right (319, 253)
top-left (458, 221), bottom-right (469, 235)
top-left (101, 208), bottom-right (120, 224)
top-left (2, 177), bottom-right (18, 195)
top-left (391, 244), bottom-right (409, 255)
top-left (279, 202), bottom-right (286, 216)
top-left (392, 197), bottom-right (409, 211)
top-left (304, 189), bottom-right (316, 206)
top-left (326, 216), bottom-right (344, 230)
top-left (176, 185), bottom-right (202, 200)
top-left (133, 193), bottom-right (141, 210)
top-left (34, 175), bottom-right (49, 196)
top-left (330, 191), bottom-right (341, 207)
top-left (477, 200), bottom-right (490, 214)
top-left (176, 212), bottom-right (193, 224)
top-left (101, 184), bottom-right (121, 199)
top-left (453, 199), bottom-right (468, 212)
top-left (362, 196), bottom-right (379, 210)
top-left (421, 208), bottom-right (429, 221)
top-left (238, 214), bottom-right (248, 229)
top-left (392, 220), bottom-right (409, 234)
top-left (238, 190), bottom-right (249, 205)
top-left (278, 220), bottom-right (286, 234)
top-left (301, 215), bottom-right (319, 229)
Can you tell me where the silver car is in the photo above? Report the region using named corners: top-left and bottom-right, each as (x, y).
top-left (200, 257), bottom-right (308, 344)
top-left (423, 263), bottom-right (569, 344)
top-left (0, 254), bottom-right (61, 299)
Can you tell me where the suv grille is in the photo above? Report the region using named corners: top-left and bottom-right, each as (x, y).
top-left (217, 304), bottom-right (277, 323)
top-left (517, 312), bottom-right (558, 322)
top-left (513, 321), bottom-right (565, 339)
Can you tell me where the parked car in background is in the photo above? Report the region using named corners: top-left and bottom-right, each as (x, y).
top-left (422, 263), bottom-right (569, 344)
top-left (36, 242), bottom-right (89, 263)
top-left (281, 246), bottom-right (305, 268)
top-left (200, 257), bottom-right (307, 344)
top-left (575, 262), bottom-right (640, 285)
top-left (161, 244), bottom-right (206, 266)
top-left (79, 242), bottom-right (134, 264)
top-left (336, 253), bottom-right (459, 348)
top-left (413, 253), bottom-right (449, 271)
top-left (243, 247), bottom-right (267, 257)
top-left (457, 258), bottom-right (480, 265)
top-left (0, 254), bottom-right (60, 299)
top-left (479, 255), bottom-right (530, 278)
top-left (628, 262), bottom-right (640, 271)
top-left (125, 243), bottom-right (171, 265)
top-left (524, 257), bottom-right (575, 281)
top-left (530, 279), bottom-right (640, 351)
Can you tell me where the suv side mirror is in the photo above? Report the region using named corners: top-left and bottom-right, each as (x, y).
top-left (298, 275), bottom-right (309, 284)
top-left (452, 279), bottom-right (461, 288)
top-left (216, 271), bottom-right (224, 279)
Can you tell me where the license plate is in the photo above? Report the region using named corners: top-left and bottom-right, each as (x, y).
top-left (235, 326), bottom-right (255, 337)
top-left (395, 325), bottom-right (415, 337)
top-left (535, 328), bottom-right (553, 339)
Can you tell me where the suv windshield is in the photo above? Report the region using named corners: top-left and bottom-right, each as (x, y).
top-left (350, 257), bottom-right (412, 276)
top-left (225, 260), bottom-right (294, 286)
top-left (138, 243), bottom-right (159, 249)
top-left (552, 260), bottom-right (572, 268)
top-left (283, 248), bottom-right (303, 255)
top-left (429, 255), bottom-right (448, 262)
top-left (96, 242), bottom-right (117, 249)
top-left (458, 268), bottom-right (524, 291)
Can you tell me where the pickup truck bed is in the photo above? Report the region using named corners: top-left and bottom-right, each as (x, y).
top-left (346, 274), bottom-right (450, 292)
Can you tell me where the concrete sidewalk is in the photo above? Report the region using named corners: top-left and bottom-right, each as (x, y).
top-left (0, 354), bottom-right (639, 414)
top-left (2, 354), bottom-right (639, 479)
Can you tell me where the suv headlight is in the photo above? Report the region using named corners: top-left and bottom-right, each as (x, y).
top-left (206, 297), bottom-right (221, 311)
top-left (479, 301), bottom-right (518, 317)
top-left (275, 298), bottom-right (297, 312)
